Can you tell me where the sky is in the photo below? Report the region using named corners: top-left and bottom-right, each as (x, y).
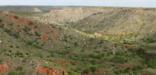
top-left (0, 0), bottom-right (156, 8)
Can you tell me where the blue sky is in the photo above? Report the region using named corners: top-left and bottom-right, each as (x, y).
top-left (0, 0), bottom-right (156, 7)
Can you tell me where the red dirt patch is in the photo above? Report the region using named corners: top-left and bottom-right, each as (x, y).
top-left (40, 26), bottom-right (60, 42)
top-left (41, 33), bottom-right (49, 42)
top-left (5, 13), bottom-right (33, 25)
top-left (18, 18), bottom-right (33, 25)
top-left (0, 64), bottom-right (9, 74)
top-left (36, 66), bottom-right (57, 75)
top-left (36, 63), bottom-right (68, 75)
top-left (45, 26), bottom-right (60, 41)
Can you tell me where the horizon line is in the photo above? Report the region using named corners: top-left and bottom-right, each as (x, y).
top-left (0, 5), bottom-right (156, 9)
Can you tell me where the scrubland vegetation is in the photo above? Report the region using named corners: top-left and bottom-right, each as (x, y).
top-left (0, 7), bottom-right (156, 75)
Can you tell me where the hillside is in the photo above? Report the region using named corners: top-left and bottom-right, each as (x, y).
top-left (72, 8), bottom-right (156, 34)
top-left (0, 11), bottom-right (121, 75)
top-left (0, 7), bottom-right (156, 75)
top-left (31, 8), bottom-right (156, 42)
top-left (31, 7), bottom-right (115, 25)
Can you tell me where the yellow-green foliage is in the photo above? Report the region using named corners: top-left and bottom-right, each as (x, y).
top-left (101, 33), bottom-right (138, 44)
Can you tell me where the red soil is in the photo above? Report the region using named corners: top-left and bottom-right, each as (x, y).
top-left (41, 33), bottom-right (49, 42)
top-left (36, 66), bottom-right (57, 75)
top-left (0, 64), bottom-right (9, 74)
top-left (6, 13), bottom-right (33, 25)
top-left (45, 26), bottom-right (60, 41)
top-left (40, 26), bottom-right (60, 42)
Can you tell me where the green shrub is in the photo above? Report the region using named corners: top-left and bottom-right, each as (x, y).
top-left (15, 51), bottom-right (24, 57)
top-left (146, 59), bottom-right (156, 68)
top-left (8, 71), bottom-right (19, 75)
